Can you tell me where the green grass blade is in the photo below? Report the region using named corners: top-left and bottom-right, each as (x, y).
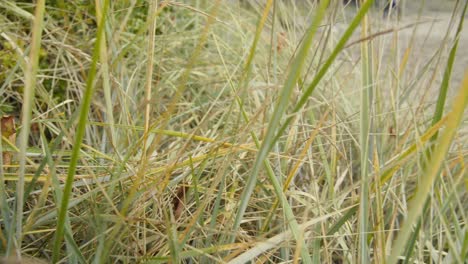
top-left (430, 0), bottom-right (468, 134)
top-left (327, 205), bottom-right (359, 237)
top-left (51, 0), bottom-right (110, 262)
top-left (2, 0), bottom-right (466, 262)
top-left (405, 3), bottom-right (468, 261)
top-left (461, 229), bottom-right (468, 262)
top-left (229, 0), bottom-right (274, 237)
top-left (231, 0), bottom-right (330, 262)
top-left (231, 0), bottom-right (329, 229)
top-left (0, 129), bottom-right (13, 255)
top-left (402, 200), bottom-right (429, 264)
top-left (387, 69), bottom-right (468, 264)
top-left (274, 0), bottom-right (375, 143)
top-left (23, 109), bottom-right (81, 200)
top-left (359, 10), bottom-right (373, 264)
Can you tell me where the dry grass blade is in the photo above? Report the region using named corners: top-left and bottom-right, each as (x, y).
top-left (387, 69), bottom-right (468, 264)
top-left (15, 0), bottom-right (45, 253)
top-left (1, 0), bottom-right (466, 262)
top-left (228, 206), bottom-right (354, 264)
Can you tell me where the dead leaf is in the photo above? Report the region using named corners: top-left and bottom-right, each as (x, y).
top-left (1, 115), bottom-right (16, 166)
top-left (173, 184), bottom-right (188, 220)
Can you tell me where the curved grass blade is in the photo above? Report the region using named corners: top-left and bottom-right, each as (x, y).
top-left (232, 0), bottom-right (374, 260)
top-left (273, 0), bottom-right (376, 144)
top-left (404, 3), bottom-right (468, 261)
top-left (387, 69), bottom-right (468, 264)
top-left (261, 110), bottom-right (330, 232)
top-left (231, 0), bottom-right (330, 262)
top-left (430, 0), bottom-right (467, 137)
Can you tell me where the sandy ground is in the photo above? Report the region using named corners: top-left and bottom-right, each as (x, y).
top-left (394, 6), bottom-right (468, 93)
top-left (263, 0), bottom-right (468, 96)
top-left (335, 1), bottom-right (468, 97)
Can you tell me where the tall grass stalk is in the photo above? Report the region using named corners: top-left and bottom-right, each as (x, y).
top-left (99, 2), bottom-right (221, 261)
top-left (134, 0), bottom-right (158, 256)
top-left (229, 0), bottom-right (274, 235)
top-left (51, 0), bottom-right (109, 261)
top-left (387, 69), bottom-right (468, 264)
top-left (430, 0), bottom-right (467, 139)
top-left (96, 0), bottom-right (117, 152)
top-left (1, 0), bottom-right (466, 262)
top-left (142, 0), bottom-right (158, 160)
top-left (15, 0), bottom-right (45, 254)
top-left (261, 111), bottom-right (329, 232)
top-left (403, 2), bottom-right (468, 261)
top-left (358, 7), bottom-right (373, 264)
top-left (231, 1), bottom-right (329, 262)
top-left (274, 0), bottom-right (375, 142)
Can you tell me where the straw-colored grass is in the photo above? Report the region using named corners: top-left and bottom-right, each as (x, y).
top-left (0, 0), bottom-right (466, 263)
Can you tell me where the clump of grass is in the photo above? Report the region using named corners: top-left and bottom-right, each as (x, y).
top-left (0, 0), bottom-right (467, 263)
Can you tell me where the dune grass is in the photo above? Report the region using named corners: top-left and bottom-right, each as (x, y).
top-left (0, 0), bottom-right (467, 263)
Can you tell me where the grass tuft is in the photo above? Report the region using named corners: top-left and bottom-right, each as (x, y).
top-left (0, 0), bottom-right (466, 263)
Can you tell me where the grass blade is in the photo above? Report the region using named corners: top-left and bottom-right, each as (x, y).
top-left (231, 1), bottom-right (330, 262)
top-left (96, 0), bottom-right (117, 151)
top-left (430, 0), bottom-right (467, 134)
top-left (51, 0), bottom-right (109, 262)
top-left (358, 7), bottom-right (373, 263)
top-left (15, 0), bottom-right (45, 252)
top-left (229, 207), bottom-right (353, 264)
top-left (274, 0), bottom-right (375, 143)
top-left (404, 3), bottom-right (468, 261)
top-left (387, 69), bottom-right (468, 264)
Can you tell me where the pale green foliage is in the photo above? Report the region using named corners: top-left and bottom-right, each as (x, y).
top-left (0, 0), bottom-right (466, 263)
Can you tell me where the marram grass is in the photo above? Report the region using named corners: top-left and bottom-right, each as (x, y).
top-left (0, 0), bottom-right (466, 263)
top-left (51, 0), bottom-right (110, 262)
